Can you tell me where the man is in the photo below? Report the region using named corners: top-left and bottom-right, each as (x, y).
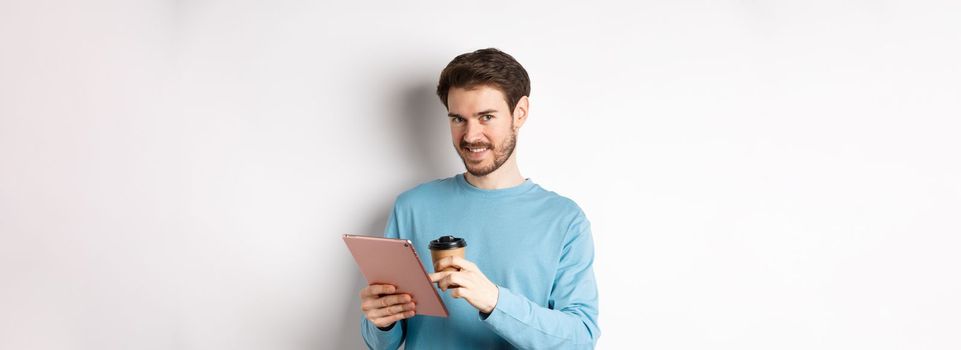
top-left (358, 48), bottom-right (600, 349)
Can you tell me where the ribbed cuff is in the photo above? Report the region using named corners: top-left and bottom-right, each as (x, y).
top-left (479, 285), bottom-right (524, 326)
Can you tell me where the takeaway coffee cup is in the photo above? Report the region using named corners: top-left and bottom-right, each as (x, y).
top-left (429, 235), bottom-right (467, 272)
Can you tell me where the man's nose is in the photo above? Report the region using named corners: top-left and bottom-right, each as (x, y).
top-left (463, 121), bottom-right (485, 143)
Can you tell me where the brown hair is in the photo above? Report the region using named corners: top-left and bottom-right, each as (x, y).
top-left (436, 48), bottom-right (531, 113)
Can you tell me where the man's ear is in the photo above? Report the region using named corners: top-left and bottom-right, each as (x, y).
top-left (512, 96), bottom-right (530, 131)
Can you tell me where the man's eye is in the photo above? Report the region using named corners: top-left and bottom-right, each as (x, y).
top-left (482, 115), bottom-right (493, 121)
top-left (451, 117), bottom-right (463, 123)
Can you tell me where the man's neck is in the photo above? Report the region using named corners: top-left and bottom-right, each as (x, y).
top-left (463, 156), bottom-right (525, 190)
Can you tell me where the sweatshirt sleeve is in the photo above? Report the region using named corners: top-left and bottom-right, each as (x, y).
top-left (360, 318), bottom-right (404, 350)
top-left (359, 202), bottom-right (408, 350)
top-left (480, 210), bottom-right (601, 349)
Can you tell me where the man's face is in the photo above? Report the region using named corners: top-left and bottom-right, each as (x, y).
top-left (446, 85), bottom-right (519, 177)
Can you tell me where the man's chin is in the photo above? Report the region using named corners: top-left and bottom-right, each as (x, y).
top-left (464, 162), bottom-right (496, 177)
top-left (465, 166), bottom-right (489, 177)
top-left (459, 153), bottom-right (503, 177)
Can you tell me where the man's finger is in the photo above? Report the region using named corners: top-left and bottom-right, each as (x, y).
top-left (452, 256), bottom-right (478, 271)
top-left (429, 270), bottom-right (454, 283)
top-left (381, 294), bottom-right (412, 308)
top-left (449, 287), bottom-right (467, 299)
top-left (436, 272), bottom-right (451, 291)
top-left (371, 302), bottom-right (416, 318)
top-left (437, 277), bottom-right (446, 292)
top-left (435, 255), bottom-right (478, 272)
top-left (362, 293), bottom-right (411, 311)
top-left (374, 310), bottom-right (416, 327)
top-left (362, 284), bottom-right (396, 297)
top-left (437, 272), bottom-right (465, 292)
top-left (434, 256), bottom-right (462, 271)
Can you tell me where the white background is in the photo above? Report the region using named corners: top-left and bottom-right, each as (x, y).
top-left (1, 1), bottom-right (959, 349)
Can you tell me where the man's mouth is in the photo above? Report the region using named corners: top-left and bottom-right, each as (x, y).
top-left (463, 146), bottom-right (490, 160)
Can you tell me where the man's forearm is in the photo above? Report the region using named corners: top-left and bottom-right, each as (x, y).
top-left (481, 286), bottom-right (600, 349)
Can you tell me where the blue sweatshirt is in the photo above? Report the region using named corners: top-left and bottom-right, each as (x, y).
top-left (361, 173), bottom-right (600, 349)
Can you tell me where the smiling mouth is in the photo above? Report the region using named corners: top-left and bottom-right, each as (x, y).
top-left (462, 146), bottom-right (490, 160)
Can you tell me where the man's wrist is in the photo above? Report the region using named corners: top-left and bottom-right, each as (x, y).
top-left (481, 284), bottom-right (500, 314)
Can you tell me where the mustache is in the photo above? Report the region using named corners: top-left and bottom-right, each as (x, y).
top-left (460, 141), bottom-right (493, 150)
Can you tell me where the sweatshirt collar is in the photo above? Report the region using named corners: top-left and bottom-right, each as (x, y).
top-left (455, 173), bottom-right (536, 198)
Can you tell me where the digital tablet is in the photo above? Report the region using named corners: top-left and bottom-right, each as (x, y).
top-left (343, 234), bottom-right (448, 318)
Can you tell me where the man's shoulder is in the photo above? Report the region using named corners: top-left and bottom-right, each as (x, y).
top-left (393, 175), bottom-right (458, 205)
top-left (539, 188), bottom-right (586, 217)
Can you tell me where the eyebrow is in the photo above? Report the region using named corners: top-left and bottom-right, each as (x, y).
top-left (448, 109), bottom-right (498, 118)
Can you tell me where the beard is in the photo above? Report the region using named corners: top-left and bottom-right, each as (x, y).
top-left (458, 127), bottom-right (517, 178)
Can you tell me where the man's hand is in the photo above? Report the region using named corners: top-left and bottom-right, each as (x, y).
top-left (429, 256), bottom-right (499, 314)
top-left (359, 284), bottom-right (416, 329)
